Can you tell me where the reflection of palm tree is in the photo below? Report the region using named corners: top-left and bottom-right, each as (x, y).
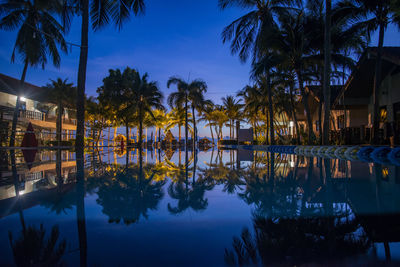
top-left (167, 172), bottom-right (212, 215)
top-left (96, 163), bottom-right (165, 224)
top-left (9, 224), bottom-right (66, 266)
top-left (167, 151), bottom-right (213, 214)
top-left (225, 212), bottom-right (371, 266)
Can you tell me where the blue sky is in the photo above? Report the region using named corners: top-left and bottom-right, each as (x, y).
top-left (0, 0), bottom-right (399, 138)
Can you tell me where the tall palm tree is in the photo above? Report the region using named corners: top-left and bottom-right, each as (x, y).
top-left (274, 9), bottom-right (317, 143)
top-left (131, 71), bottom-right (164, 147)
top-left (337, 0), bottom-right (400, 144)
top-left (61, 0), bottom-right (145, 150)
top-left (167, 77), bottom-right (207, 147)
top-left (323, 0), bottom-right (332, 145)
top-left (222, 95), bottom-right (243, 140)
top-left (188, 83), bottom-right (208, 145)
top-left (152, 109), bottom-right (167, 145)
top-left (42, 78), bottom-right (76, 146)
top-left (219, 0), bottom-right (300, 63)
top-left (98, 68), bottom-right (164, 148)
top-left (198, 102), bottom-right (216, 144)
top-left (0, 0), bottom-right (68, 147)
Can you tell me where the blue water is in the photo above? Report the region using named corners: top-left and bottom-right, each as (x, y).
top-left (1, 148), bottom-right (400, 266)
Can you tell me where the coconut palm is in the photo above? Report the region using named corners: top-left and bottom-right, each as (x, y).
top-left (96, 163), bottom-right (165, 224)
top-left (199, 101), bottom-right (217, 144)
top-left (98, 68), bottom-right (164, 147)
top-left (8, 224), bottom-right (67, 266)
top-left (42, 78), bottom-right (76, 146)
top-left (166, 108), bottom-right (192, 144)
top-left (152, 109), bottom-right (167, 145)
top-left (0, 0), bottom-right (68, 147)
top-left (222, 95), bottom-right (243, 139)
top-left (59, 0), bottom-right (145, 150)
top-left (188, 83), bottom-right (209, 145)
top-left (337, 0), bottom-right (400, 144)
top-left (219, 0), bottom-right (300, 63)
top-left (131, 71), bottom-right (164, 147)
top-left (167, 77), bottom-right (207, 146)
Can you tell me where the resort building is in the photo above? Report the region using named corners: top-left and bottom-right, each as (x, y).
top-left (333, 47), bottom-right (400, 145)
top-left (0, 73), bottom-right (76, 145)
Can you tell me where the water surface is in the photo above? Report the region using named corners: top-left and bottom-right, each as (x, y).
top-left (1, 148), bottom-right (400, 266)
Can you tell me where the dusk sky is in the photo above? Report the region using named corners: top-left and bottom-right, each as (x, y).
top-left (0, 0), bottom-right (399, 138)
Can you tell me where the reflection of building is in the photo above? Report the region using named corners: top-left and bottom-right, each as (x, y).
top-left (0, 74), bottom-right (76, 144)
top-left (0, 150), bottom-right (76, 203)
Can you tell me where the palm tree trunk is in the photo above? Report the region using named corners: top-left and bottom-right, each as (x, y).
top-left (9, 61), bottom-right (28, 147)
top-left (318, 99), bottom-right (323, 145)
top-left (185, 94), bottom-right (188, 148)
top-left (155, 126), bottom-right (158, 144)
top-left (113, 126), bottom-right (117, 146)
top-left (192, 104), bottom-right (196, 148)
top-left (323, 0), bottom-right (332, 145)
top-left (372, 20), bottom-right (385, 145)
top-left (159, 127), bottom-right (161, 147)
top-left (139, 109), bottom-right (143, 148)
top-left (209, 124), bottom-right (214, 144)
top-left (76, 0), bottom-right (89, 150)
top-left (289, 83), bottom-right (300, 144)
top-left (267, 71), bottom-right (275, 145)
top-left (125, 124), bottom-right (129, 149)
top-left (57, 102), bottom-right (63, 147)
top-left (296, 69), bottom-right (314, 144)
top-left (178, 125), bottom-right (181, 144)
top-left (107, 127), bottom-right (111, 146)
top-left (76, 157), bottom-right (87, 267)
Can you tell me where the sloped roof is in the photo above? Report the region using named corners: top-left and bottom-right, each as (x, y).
top-left (333, 47), bottom-right (400, 107)
top-left (0, 73), bottom-right (46, 102)
top-left (306, 85), bottom-right (343, 106)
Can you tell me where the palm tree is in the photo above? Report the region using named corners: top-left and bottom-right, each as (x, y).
top-left (323, 0), bottom-right (332, 145)
top-left (152, 109), bottom-right (167, 145)
top-left (167, 77), bottom-right (207, 147)
top-left (98, 68), bottom-right (164, 148)
top-left (8, 224), bottom-right (67, 266)
top-left (167, 76), bottom-right (207, 146)
top-left (42, 78), bottom-right (76, 146)
top-left (274, 9), bottom-right (317, 143)
top-left (337, 0), bottom-right (400, 144)
top-left (188, 83), bottom-right (208, 145)
top-left (198, 101), bottom-right (216, 144)
top-left (131, 71), bottom-right (164, 147)
top-left (222, 95), bottom-right (243, 140)
top-left (165, 108), bottom-right (191, 144)
top-left (0, 0), bottom-right (68, 147)
top-left (60, 0), bottom-right (145, 150)
top-left (219, 0), bottom-right (299, 63)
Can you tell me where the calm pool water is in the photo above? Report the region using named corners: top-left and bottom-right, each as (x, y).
top-left (1, 148), bottom-right (400, 266)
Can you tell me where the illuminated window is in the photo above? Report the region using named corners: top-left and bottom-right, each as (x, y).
top-left (380, 107), bottom-right (387, 123)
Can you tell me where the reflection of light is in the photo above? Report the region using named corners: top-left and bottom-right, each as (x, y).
top-left (290, 161), bottom-right (295, 168)
top-left (20, 96), bottom-right (26, 102)
top-left (289, 121), bottom-right (294, 127)
top-left (18, 190), bottom-right (26, 196)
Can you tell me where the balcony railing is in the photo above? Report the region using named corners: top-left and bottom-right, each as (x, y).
top-left (0, 105), bottom-right (76, 125)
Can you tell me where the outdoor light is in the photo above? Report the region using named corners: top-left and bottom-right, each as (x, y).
top-left (20, 96), bottom-right (26, 102)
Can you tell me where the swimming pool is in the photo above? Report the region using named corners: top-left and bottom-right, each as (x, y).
top-left (1, 148), bottom-right (399, 266)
